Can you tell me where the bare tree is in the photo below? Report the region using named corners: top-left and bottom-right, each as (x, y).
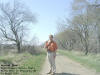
top-left (55, 0), bottom-right (100, 54)
top-left (69, 14), bottom-right (90, 55)
top-left (0, 1), bottom-right (37, 53)
top-left (89, 3), bottom-right (100, 52)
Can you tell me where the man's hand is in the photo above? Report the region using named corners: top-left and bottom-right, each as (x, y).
top-left (44, 40), bottom-right (52, 50)
top-left (48, 40), bottom-right (51, 44)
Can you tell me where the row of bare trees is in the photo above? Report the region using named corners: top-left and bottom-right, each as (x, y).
top-left (55, 0), bottom-right (100, 55)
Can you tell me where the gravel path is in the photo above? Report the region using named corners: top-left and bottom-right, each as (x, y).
top-left (40, 53), bottom-right (99, 75)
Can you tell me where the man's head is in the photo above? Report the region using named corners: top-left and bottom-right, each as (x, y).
top-left (49, 34), bottom-right (53, 41)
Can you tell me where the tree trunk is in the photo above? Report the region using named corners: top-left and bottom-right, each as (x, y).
top-left (85, 41), bottom-right (89, 55)
top-left (16, 41), bottom-right (21, 53)
top-left (98, 36), bottom-right (100, 53)
top-left (85, 46), bottom-right (88, 55)
top-left (97, 25), bottom-right (100, 53)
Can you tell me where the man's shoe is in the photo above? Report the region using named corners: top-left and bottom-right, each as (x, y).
top-left (47, 70), bottom-right (52, 74)
top-left (51, 72), bottom-right (56, 75)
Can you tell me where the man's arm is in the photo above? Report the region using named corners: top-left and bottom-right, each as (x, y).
top-left (44, 40), bottom-right (52, 50)
top-left (54, 42), bottom-right (58, 51)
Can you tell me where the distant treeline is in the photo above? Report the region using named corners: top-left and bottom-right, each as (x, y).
top-left (55, 0), bottom-right (100, 55)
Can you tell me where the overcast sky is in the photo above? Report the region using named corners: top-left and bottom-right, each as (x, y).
top-left (0, 0), bottom-right (72, 44)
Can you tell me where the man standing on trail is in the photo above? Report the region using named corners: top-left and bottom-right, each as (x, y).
top-left (44, 35), bottom-right (58, 75)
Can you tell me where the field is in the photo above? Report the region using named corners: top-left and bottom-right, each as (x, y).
top-left (0, 51), bottom-right (46, 75)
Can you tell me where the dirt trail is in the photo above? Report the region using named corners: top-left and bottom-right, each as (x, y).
top-left (40, 53), bottom-right (99, 75)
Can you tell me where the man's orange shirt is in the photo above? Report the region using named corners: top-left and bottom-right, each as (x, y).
top-left (45, 41), bottom-right (58, 52)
